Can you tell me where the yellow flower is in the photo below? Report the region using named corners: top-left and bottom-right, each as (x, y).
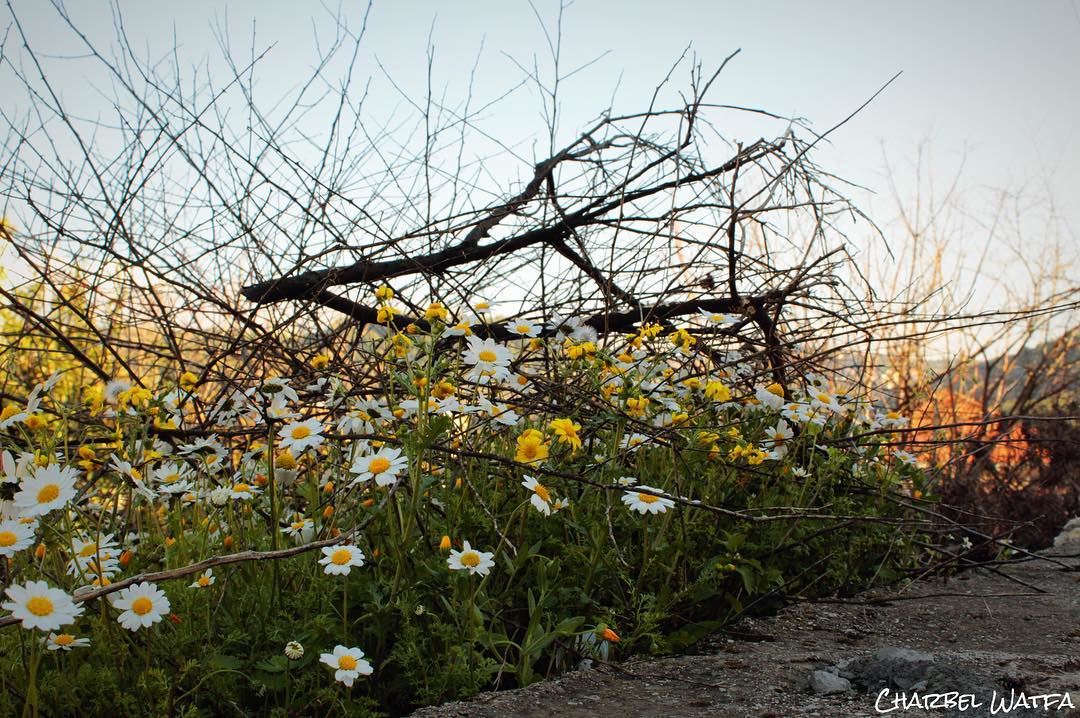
top-left (179, 371), bottom-right (199, 390)
top-left (153, 416), bottom-right (177, 431)
top-left (548, 418), bottom-right (582, 453)
top-left (625, 397), bottom-right (649, 418)
top-left (668, 328), bottom-right (696, 350)
top-left (374, 285), bottom-right (394, 301)
top-left (83, 385), bottom-right (105, 414)
top-left (514, 429), bottom-right (550, 465)
top-left (377, 305), bottom-right (398, 323)
top-left (638, 323), bottom-right (662, 339)
top-left (704, 381), bottom-right (731, 402)
top-left (23, 414), bottom-right (46, 431)
top-left (746, 448), bottom-right (768, 465)
top-left (765, 382), bottom-right (785, 399)
top-left (432, 380), bottom-right (456, 399)
top-left (310, 354), bottom-right (330, 370)
top-left (439, 535), bottom-right (452, 551)
top-left (424, 303), bottom-right (448, 322)
top-left (696, 431), bottom-right (720, 446)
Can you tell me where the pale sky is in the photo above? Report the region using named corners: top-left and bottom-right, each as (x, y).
top-left (4, 1), bottom-right (1079, 315)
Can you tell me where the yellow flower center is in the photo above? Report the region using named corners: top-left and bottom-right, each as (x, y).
top-left (331, 549), bottom-right (352, 565)
top-left (368, 457), bottom-right (391, 475)
top-left (338, 655), bottom-right (358, 671)
top-left (26, 596), bottom-right (54, 617)
top-left (290, 426), bottom-right (311, 440)
top-left (54, 634), bottom-right (75, 646)
top-left (78, 543), bottom-right (98, 558)
top-left (37, 484), bottom-right (60, 504)
top-left (516, 324), bottom-right (531, 334)
top-left (478, 349), bottom-right (497, 363)
top-left (163, 473), bottom-right (179, 483)
top-left (198, 575), bottom-right (211, 587)
top-left (0, 531), bottom-right (17, 547)
top-left (638, 493), bottom-right (659, 504)
top-left (0, 405), bottom-right (18, 420)
top-left (233, 483), bottom-right (251, 494)
top-left (459, 551), bottom-right (481, 568)
top-left (131, 597), bottom-right (153, 615)
top-left (533, 483), bottom-right (551, 503)
top-left (291, 521), bottom-right (306, 530)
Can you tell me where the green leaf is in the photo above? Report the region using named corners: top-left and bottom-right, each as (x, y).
top-left (207, 653), bottom-right (243, 670)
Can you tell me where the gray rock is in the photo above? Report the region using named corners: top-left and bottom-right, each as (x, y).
top-left (808, 669), bottom-right (850, 695)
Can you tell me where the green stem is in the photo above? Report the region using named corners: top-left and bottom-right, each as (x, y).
top-left (26, 637), bottom-right (43, 718)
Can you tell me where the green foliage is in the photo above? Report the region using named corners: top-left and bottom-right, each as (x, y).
top-left (0, 317), bottom-right (927, 715)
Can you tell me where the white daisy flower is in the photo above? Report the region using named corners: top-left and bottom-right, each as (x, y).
top-left (547, 313), bottom-right (597, 343)
top-left (208, 486), bottom-right (231, 506)
top-left (151, 462), bottom-right (193, 493)
top-left (13, 464), bottom-right (79, 518)
top-left (109, 456), bottom-right (157, 501)
top-left (228, 480), bottom-right (261, 500)
top-left (696, 309), bottom-right (741, 327)
top-left (475, 398), bottom-right (521, 426)
top-left (189, 569), bottom-right (215, 589)
top-left (892, 450), bottom-right (920, 467)
top-left (1, 450), bottom-right (33, 484)
top-left (320, 644), bottom-right (373, 686)
top-left (443, 321), bottom-right (474, 337)
top-left (281, 517), bottom-right (315, 544)
top-left (754, 384), bottom-right (786, 410)
top-left (504, 320), bottom-right (541, 338)
top-left (461, 336), bottom-right (511, 384)
top-left (521, 475), bottom-right (553, 516)
top-left (67, 533), bottom-right (121, 574)
top-left (0, 518), bottom-right (36, 557)
top-left (44, 632), bottom-right (89, 650)
top-left (619, 433), bottom-right (651, 452)
top-left (621, 486), bottom-right (675, 515)
top-left (350, 447), bottom-right (408, 487)
top-left (277, 418), bottom-right (324, 454)
top-left (111, 581), bottom-right (170, 631)
top-left (763, 420), bottom-right (794, 459)
top-left (446, 541), bottom-right (495, 576)
top-left (809, 390), bottom-right (843, 414)
top-left (319, 544), bottom-right (365, 575)
top-left (2, 580), bottom-right (84, 631)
